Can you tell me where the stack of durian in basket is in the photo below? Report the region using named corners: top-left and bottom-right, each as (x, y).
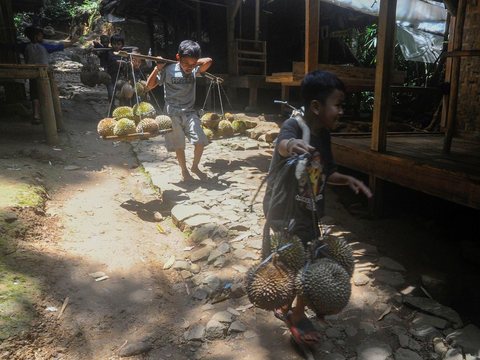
top-left (245, 232), bottom-right (354, 318)
top-left (97, 102), bottom-right (173, 137)
top-left (200, 112), bottom-right (248, 140)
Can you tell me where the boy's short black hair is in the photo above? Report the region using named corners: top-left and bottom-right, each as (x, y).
top-left (300, 70), bottom-right (346, 108)
top-left (110, 34), bottom-right (125, 45)
top-left (177, 40), bottom-right (201, 59)
top-left (25, 26), bottom-right (43, 42)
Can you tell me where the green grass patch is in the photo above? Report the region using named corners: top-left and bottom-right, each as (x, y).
top-left (0, 183), bottom-right (46, 208)
top-left (0, 260), bottom-right (43, 340)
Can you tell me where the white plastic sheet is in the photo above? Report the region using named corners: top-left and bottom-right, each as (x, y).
top-left (323, 0), bottom-right (447, 32)
top-left (396, 24), bottom-right (443, 63)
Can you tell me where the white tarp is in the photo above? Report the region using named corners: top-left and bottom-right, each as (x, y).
top-left (396, 25), bottom-right (443, 63)
top-left (323, 0), bottom-right (447, 32)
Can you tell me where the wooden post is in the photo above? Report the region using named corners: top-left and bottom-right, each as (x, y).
top-left (369, 0), bottom-right (397, 217)
top-left (249, 87), bottom-right (258, 108)
top-left (441, 14), bottom-right (454, 128)
top-left (195, 2), bottom-right (202, 44)
top-left (147, 14), bottom-right (155, 56)
top-left (281, 84), bottom-right (290, 114)
top-left (227, 0), bottom-right (243, 76)
top-left (443, 0), bottom-right (466, 154)
top-left (37, 67), bottom-right (58, 145)
top-left (371, 0), bottom-right (396, 153)
top-left (305, 0), bottom-right (320, 74)
top-left (48, 70), bottom-right (64, 132)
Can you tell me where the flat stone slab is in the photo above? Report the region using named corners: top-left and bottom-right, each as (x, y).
top-left (403, 296), bottom-right (463, 329)
top-left (171, 204), bottom-right (209, 226)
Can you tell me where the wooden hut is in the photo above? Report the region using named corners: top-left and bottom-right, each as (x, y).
top-left (0, 0), bottom-right (64, 145)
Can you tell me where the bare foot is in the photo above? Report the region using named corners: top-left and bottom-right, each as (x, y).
top-left (182, 172), bottom-right (195, 182)
top-left (191, 166), bottom-right (208, 181)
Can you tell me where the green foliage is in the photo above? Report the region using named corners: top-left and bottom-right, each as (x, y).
top-left (43, 0), bottom-right (76, 20)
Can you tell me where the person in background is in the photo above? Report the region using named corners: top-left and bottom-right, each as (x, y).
top-left (106, 34), bottom-right (127, 115)
top-left (92, 34), bottom-right (110, 72)
top-left (0, 26), bottom-right (78, 124)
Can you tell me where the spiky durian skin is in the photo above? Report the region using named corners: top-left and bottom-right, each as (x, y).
top-left (135, 82), bottom-right (144, 96)
top-left (155, 115), bottom-right (172, 130)
top-left (122, 84), bottom-right (134, 99)
top-left (201, 113), bottom-right (220, 128)
top-left (296, 258), bottom-right (351, 316)
top-left (133, 102), bottom-right (156, 123)
top-left (270, 232), bottom-right (307, 272)
top-left (112, 106), bottom-right (134, 120)
top-left (232, 119), bottom-right (247, 134)
top-left (217, 119), bottom-right (234, 137)
top-left (97, 118), bottom-right (117, 136)
top-left (245, 258), bottom-right (296, 310)
top-left (224, 112), bottom-right (235, 121)
top-left (136, 118), bottom-right (159, 133)
top-left (202, 127), bottom-right (216, 140)
top-left (321, 235), bottom-right (355, 276)
top-left (201, 112), bottom-right (219, 121)
top-left (113, 118), bottom-right (136, 136)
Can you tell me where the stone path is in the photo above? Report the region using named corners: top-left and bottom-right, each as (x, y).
top-left (53, 45), bottom-right (480, 359)
top-left (129, 134), bottom-right (480, 359)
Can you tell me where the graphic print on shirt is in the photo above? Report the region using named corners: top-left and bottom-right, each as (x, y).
top-left (295, 151), bottom-right (325, 211)
top-left (171, 76), bottom-right (195, 85)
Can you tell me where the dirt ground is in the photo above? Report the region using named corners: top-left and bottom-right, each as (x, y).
top-left (1, 44), bottom-right (480, 360)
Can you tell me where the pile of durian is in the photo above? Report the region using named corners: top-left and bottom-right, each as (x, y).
top-left (200, 112), bottom-right (248, 140)
top-left (245, 233), bottom-right (354, 318)
top-left (97, 102), bottom-right (172, 137)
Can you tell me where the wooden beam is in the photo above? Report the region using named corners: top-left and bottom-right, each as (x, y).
top-left (442, 50), bottom-right (480, 58)
top-left (305, 0), bottom-right (320, 74)
top-left (332, 143), bottom-right (480, 210)
top-left (443, 0), bottom-right (466, 154)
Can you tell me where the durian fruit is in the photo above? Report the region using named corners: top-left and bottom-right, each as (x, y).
top-left (80, 70), bottom-right (95, 87)
top-left (319, 235), bottom-right (355, 276)
top-left (115, 90), bottom-right (123, 100)
top-left (217, 119), bottom-right (234, 137)
top-left (116, 79), bottom-right (125, 89)
top-left (100, 71), bottom-right (111, 86)
top-left (202, 127), bottom-right (216, 141)
top-left (224, 112), bottom-right (235, 121)
top-left (201, 112), bottom-right (219, 121)
top-left (136, 118), bottom-right (159, 133)
top-left (113, 118), bottom-right (136, 136)
top-left (245, 255), bottom-right (296, 310)
top-left (122, 84), bottom-right (134, 99)
top-left (295, 257), bottom-right (351, 317)
top-left (232, 119), bottom-right (247, 134)
top-left (90, 71), bottom-right (102, 85)
top-left (135, 82), bottom-right (144, 97)
top-left (133, 102), bottom-right (156, 123)
top-left (97, 118), bottom-right (117, 136)
top-left (112, 106), bottom-right (134, 120)
top-left (201, 112), bottom-right (220, 128)
top-left (270, 232), bottom-right (306, 272)
top-left (155, 115), bottom-right (172, 130)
